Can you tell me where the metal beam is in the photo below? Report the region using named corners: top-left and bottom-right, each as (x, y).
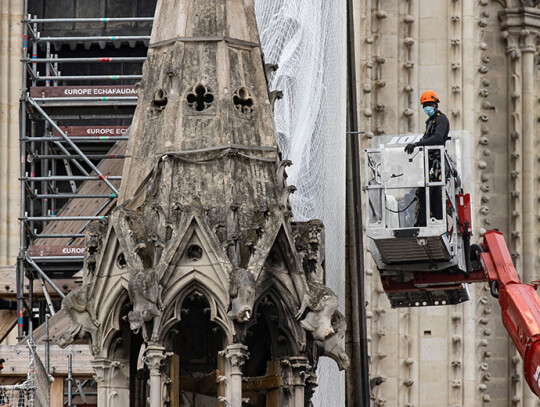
top-left (26, 98), bottom-right (120, 195)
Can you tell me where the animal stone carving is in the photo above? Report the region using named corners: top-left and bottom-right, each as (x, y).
top-left (83, 220), bottom-right (107, 278)
top-left (58, 284), bottom-right (100, 354)
top-left (318, 311), bottom-right (350, 370)
top-left (228, 267), bottom-right (256, 323)
top-left (296, 278), bottom-right (339, 341)
top-left (128, 268), bottom-right (163, 342)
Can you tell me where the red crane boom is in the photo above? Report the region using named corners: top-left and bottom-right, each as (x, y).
top-left (479, 230), bottom-right (540, 398)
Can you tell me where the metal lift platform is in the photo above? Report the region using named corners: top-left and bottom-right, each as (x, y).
top-left (364, 142), bottom-right (473, 307)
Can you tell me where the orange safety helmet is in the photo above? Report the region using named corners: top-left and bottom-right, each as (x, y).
top-left (420, 90), bottom-right (440, 105)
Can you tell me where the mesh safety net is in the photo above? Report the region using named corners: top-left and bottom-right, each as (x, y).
top-left (254, 1), bottom-right (347, 405)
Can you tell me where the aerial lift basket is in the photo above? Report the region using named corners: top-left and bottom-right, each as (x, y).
top-left (363, 144), bottom-right (472, 307)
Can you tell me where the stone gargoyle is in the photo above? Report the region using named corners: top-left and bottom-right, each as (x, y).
top-left (228, 267), bottom-right (256, 323)
top-left (317, 311), bottom-right (350, 370)
top-left (295, 278), bottom-right (339, 341)
top-left (83, 220), bottom-right (107, 278)
top-left (58, 283), bottom-right (100, 354)
top-left (128, 267), bottom-right (163, 342)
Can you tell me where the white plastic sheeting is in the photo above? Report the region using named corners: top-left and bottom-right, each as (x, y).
top-left (254, 1), bottom-right (347, 405)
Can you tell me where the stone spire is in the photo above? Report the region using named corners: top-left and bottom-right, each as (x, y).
top-left (58, 2), bottom-right (348, 406)
top-left (119, 0), bottom-right (278, 202)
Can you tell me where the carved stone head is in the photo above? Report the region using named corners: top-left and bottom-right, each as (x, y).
top-left (127, 310), bottom-right (145, 333)
top-left (228, 267), bottom-right (256, 323)
top-left (321, 312), bottom-right (350, 371)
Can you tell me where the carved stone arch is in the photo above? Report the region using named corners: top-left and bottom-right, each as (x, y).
top-left (161, 279), bottom-right (234, 345)
top-left (242, 287), bottom-right (303, 379)
top-left (99, 287), bottom-right (130, 359)
top-left (252, 278), bottom-right (306, 353)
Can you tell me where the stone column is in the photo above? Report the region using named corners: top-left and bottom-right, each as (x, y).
top-left (500, 9), bottom-right (540, 405)
top-left (289, 356), bottom-right (310, 406)
top-left (0, 0), bottom-right (23, 265)
top-left (91, 357), bottom-right (129, 407)
top-left (225, 344), bottom-right (249, 407)
top-left (143, 345), bottom-right (167, 407)
top-left (519, 29), bottom-right (537, 290)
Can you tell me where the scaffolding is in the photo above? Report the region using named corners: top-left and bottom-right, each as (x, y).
top-left (17, 6), bottom-right (153, 347)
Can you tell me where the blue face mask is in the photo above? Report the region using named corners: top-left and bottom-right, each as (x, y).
top-left (424, 106), bottom-right (435, 117)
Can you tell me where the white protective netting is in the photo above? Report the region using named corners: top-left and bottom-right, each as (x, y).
top-left (0, 342), bottom-right (36, 407)
top-left (254, 1), bottom-right (347, 406)
top-left (0, 385), bottom-right (32, 407)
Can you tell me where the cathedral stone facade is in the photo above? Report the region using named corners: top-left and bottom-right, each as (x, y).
top-left (355, 1), bottom-right (540, 406)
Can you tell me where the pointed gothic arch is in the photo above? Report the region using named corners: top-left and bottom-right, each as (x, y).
top-left (160, 279), bottom-right (234, 345)
top-left (243, 283), bottom-right (305, 376)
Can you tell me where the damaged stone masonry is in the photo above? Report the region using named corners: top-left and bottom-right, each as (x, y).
top-left (56, 0), bottom-right (348, 406)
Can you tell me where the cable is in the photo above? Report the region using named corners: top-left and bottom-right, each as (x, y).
top-left (385, 196), bottom-right (418, 213)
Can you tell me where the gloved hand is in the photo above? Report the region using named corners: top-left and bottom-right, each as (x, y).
top-left (404, 143), bottom-right (417, 154)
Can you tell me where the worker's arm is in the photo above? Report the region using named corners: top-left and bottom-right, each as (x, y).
top-left (416, 114), bottom-right (449, 147)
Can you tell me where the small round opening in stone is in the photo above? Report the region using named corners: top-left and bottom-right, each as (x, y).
top-left (117, 253), bottom-right (127, 269)
top-left (186, 244), bottom-right (203, 261)
top-left (151, 89), bottom-right (168, 110)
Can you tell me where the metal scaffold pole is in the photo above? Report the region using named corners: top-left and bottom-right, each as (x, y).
top-left (17, 8), bottom-right (153, 345)
top-left (345, 0), bottom-right (371, 405)
top-left (18, 0), bottom-right (30, 341)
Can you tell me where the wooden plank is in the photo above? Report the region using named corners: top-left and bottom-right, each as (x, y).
top-left (178, 370), bottom-right (218, 397)
top-left (170, 354), bottom-right (180, 406)
top-left (0, 266), bottom-right (79, 300)
top-left (265, 361), bottom-right (281, 407)
top-left (0, 311), bottom-right (17, 343)
top-left (34, 140), bottom-right (127, 246)
top-left (50, 375), bottom-right (64, 407)
top-left (242, 374), bottom-right (280, 391)
top-left (0, 377), bottom-right (22, 385)
top-left (20, 310), bottom-right (72, 346)
top-left (242, 391), bottom-right (266, 406)
top-left (27, 246), bottom-right (85, 257)
top-left (53, 126), bottom-right (129, 137)
top-left (30, 85), bottom-right (136, 99)
top-left (0, 344), bottom-right (93, 376)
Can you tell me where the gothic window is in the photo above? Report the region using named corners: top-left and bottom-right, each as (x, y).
top-left (186, 84), bottom-right (214, 112)
top-left (233, 87), bottom-right (255, 115)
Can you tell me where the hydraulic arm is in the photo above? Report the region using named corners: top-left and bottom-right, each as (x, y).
top-left (478, 230), bottom-right (540, 398)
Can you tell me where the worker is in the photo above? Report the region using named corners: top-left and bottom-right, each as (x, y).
top-left (404, 90), bottom-right (450, 226)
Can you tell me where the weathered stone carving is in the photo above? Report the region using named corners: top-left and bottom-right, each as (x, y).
top-left (295, 277), bottom-right (339, 341)
top-left (128, 268), bottom-right (163, 342)
top-left (83, 220), bottom-right (107, 278)
top-left (318, 311), bottom-right (350, 371)
top-left (69, 2), bottom-right (349, 405)
top-left (228, 267), bottom-right (256, 323)
top-left (58, 283), bottom-right (100, 354)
